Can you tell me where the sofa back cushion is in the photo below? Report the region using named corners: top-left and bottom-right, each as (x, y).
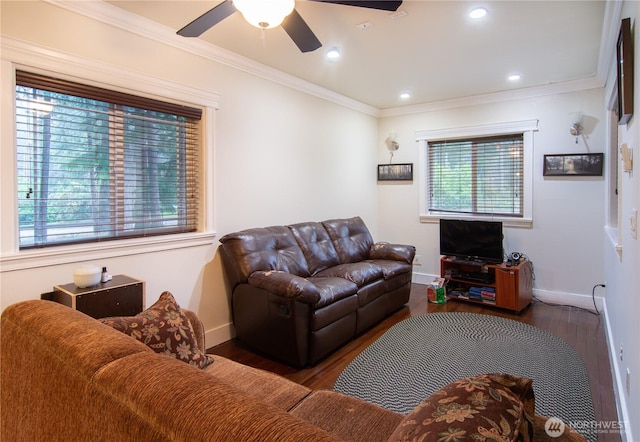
top-left (219, 226), bottom-right (310, 288)
top-left (322, 217), bottom-right (373, 264)
top-left (289, 222), bottom-right (340, 275)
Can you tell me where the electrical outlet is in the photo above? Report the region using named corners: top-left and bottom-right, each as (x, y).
top-left (631, 209), bottom-right (638, 240)
top-left (413, 255), bottom-right (422, 266)
top-left (620, 344), bottom-right (624, 361)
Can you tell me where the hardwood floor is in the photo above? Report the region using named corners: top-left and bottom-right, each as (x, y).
top-left (209, 283), bottom-right (620, 442)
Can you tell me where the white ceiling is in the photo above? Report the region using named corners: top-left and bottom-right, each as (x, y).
top-left (107, 0), bottom-right (607, 110)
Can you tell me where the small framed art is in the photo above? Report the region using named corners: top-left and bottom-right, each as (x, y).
top-left (617, 17), bottom-right (634, 125)
top-left (543, 153), bottom-right (604, 176)
top-left (377, 163), bottom-right (413, 181)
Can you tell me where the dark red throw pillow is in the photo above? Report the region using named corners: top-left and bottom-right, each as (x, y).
top-left (99, 291), bottom-right (214, 369)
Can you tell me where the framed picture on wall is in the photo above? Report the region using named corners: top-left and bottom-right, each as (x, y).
top-left (377, 163), bottom-right (413, 181)
top-left (617, 17), bottom-right (634, 125)
top-left (543, 153), bottom-right (604, 176)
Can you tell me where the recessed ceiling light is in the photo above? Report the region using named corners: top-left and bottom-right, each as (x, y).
top-left (469, 7), bottom-right (487, 19)
top-left (400, 92), bottom-right (411, 100)
top-left (508, 74), bottom-right (521, 81)
top-left (326, 48), bottom-right (340, 59)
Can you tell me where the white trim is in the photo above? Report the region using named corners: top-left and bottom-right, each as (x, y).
top-left (416, 120), bottom-right (538, 227)
top-left (0, 47), bottom-right (218, 267)
top-left (205, 322), bottom-right (235, 350)
top-left (0, 232), bottom-right (217, 272)
top-left (381, 78), bottom-right (603, 117)
top-left (597, 0), bottom-right (624, 88)
top-left (603, 300), bottom-right (634, 442)
top-left (533, 288), bottom-right (604, 312)
top-left (44, 0), bottom-right (379, 117)
top-left (412, 270), bottom-right (605, 311)
top-left (1, 36), bottom-right (220, 110)
top-left (43, 0), bottom-right (605, 117)
top-left (416, 119), bottom-right (539, 141)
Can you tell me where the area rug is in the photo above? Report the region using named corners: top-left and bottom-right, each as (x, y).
top-left (334, 312), bottom-right (596, 441)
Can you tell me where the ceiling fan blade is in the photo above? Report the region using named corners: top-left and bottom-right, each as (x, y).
top-left (177, 0), bottom-right (237, 37)
top-left (310, 1), bottom-right (402, 11)
top-left (281, 8), bottom-right (322, 53)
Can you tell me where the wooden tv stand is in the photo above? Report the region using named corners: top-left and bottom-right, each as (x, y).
top-left (440, 256), bottom-right (533, 312)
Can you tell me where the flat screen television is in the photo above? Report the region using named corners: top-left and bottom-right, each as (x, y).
top-left (439, 219), bottom-right (504, 264)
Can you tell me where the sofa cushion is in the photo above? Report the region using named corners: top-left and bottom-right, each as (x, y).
top-left (322, 217), bottom-right (374, 263)
top-left (316, 262), bottom-right (384, 287)
top-left (99, 291), bottom-right (214, 369)
top-left (290, 390), bottom-right (404, 442)
top-left (205, 355), bottom-right (312, 411)
top-left (367, 259), bottom-right (412, 280)
top-left (289, 222), bottom-right (340, 274)
top-left (387, 373), bottom-right (535, 442)
top-left (307, 276), bottom-right (359, 308)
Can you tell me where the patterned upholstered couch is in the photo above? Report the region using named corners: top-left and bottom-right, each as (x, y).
top-left (218, 216), bottom-right (416, 367)
top-left (1, 298), bottom-right (586, 442)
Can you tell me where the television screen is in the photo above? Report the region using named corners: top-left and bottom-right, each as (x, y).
top-left (439, 219), bottom-right (504, 264)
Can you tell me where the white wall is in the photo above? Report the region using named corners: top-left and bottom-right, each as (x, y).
top-left (602, 3), bottom-right (640, 441)
top-left (2, 3), bottom-right (637, 438)
top-left (0, 1), bottom-right (378, 345)
top-left (377, 88), bottom-right (607, 306)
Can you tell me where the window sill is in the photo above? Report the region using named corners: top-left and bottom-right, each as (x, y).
top-left (604, 226), bottom-right (622, 257)
top-left (420, 214), bottom-right (533, 228)
top-left (0, 231), bottom-right (217, 273)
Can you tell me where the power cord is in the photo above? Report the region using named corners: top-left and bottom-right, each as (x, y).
top-left (592, 284), bottom-right (605, 315)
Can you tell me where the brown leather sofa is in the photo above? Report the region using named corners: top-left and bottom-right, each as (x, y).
top-left (218, 216), bottom-right (415, 367)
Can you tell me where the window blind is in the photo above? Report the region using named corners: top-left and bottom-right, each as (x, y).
top-left (428, 134), bottom-right (524, 217)
top-left (15, 71), bottom-right (201, 249)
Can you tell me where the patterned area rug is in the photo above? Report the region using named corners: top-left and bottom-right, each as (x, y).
top-left (334, 312), bottom-right (596, 441)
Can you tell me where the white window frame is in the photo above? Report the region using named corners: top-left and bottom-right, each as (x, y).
top-left (416, 120), bottom-right (538, 228)
top-left (0, 38), bottom-right (220, 271)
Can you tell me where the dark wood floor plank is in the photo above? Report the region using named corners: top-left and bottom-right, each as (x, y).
top-left (209, 283), bottom-right (619, 441)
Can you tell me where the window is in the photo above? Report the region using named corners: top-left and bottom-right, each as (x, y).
top-left (416, 120), bottom-right (537, 226)
top-left (428, 134), bottom-right (524, 217)
top-left (15, 71), bottom-right (202, 249)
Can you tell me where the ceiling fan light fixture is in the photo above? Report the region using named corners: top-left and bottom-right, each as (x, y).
top-left (233, 0), bottom-right (295, 29)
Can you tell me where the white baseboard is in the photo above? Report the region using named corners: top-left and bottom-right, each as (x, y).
top-left (412, 270), bottom-right (604, 311)
top-left (532, 288), bottom-right (603, 312)
top-left (204, 322), bottom-right (235, 350)
top-left (602, 300), bottom-right (633, 442)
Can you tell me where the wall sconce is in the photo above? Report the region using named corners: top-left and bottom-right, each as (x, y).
top-left (570, 112), bottom-right (583, 144)
top-left (385, 131), bottom-right (399, 162)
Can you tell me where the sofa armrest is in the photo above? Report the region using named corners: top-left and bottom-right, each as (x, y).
top-left (370, 242), bottom-right (416, 264)
top-left (183, 309), bottom-right (206, 353)
top-left (248, 271), bottom-right (321, 304)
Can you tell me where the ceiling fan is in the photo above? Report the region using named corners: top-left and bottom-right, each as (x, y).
top-left (177, 0), bottom-right (402, 53)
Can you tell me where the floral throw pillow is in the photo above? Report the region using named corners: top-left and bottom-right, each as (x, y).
top-left (99, 291), bottom-right (214, 369)
top-left (388, 373), bottom-right (535, 442)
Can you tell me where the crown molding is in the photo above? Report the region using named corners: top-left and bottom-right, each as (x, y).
top-left (597, 0), bottom-right (624, 88)
top-left (45, 0), bottom-right (380, 117)
top-left (42, 0), bottom-right (610, 120)
top-left (380, 76), bottom-right (604, 118)
top-left (1, 35), bottom-right (222, 110)
top-left (415, 119), bottom-right (539, 141)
